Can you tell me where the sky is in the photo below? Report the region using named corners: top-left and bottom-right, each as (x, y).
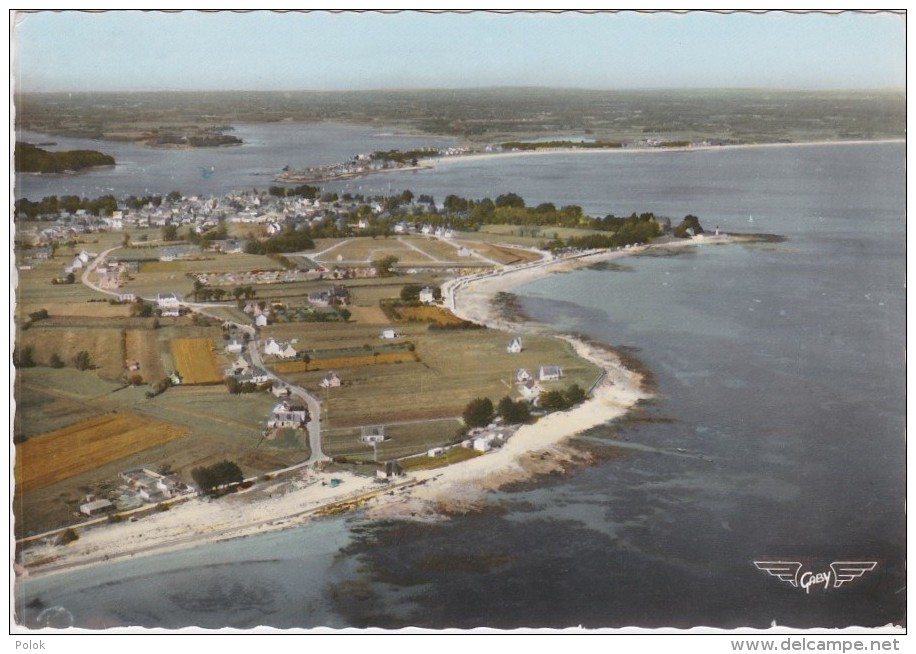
top-left (10, 9), bottom-right (907, 92)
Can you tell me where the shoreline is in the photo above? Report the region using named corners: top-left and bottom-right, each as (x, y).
top-left (268, 137), bottom-right (904, 185)
top-left (15, 235), bottom-right (744, 580)
top-left (432, 137), bottom-right (905, 166)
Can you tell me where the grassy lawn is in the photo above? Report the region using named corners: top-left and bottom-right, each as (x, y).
top-left (282, 329), bottom-right (600, 433)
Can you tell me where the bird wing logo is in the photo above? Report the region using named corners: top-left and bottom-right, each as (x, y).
top-left (754, 561), bottom-right (803, 587)
top-left (830, 561), bottom-right (878, 588)
top-left (754, 560), bottom-right (879, 593)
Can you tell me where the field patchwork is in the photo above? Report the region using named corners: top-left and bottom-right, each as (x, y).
top-left (170, 338), bottom-right (223, 384)
top-left (15, 412), bottom-right (188, 493)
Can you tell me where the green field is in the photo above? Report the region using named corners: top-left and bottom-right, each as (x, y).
top-left (322, 419), bottom-right (464, 461)
top-left (285, 329), bottom-right (600, 430)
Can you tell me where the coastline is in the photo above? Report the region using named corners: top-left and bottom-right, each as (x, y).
top-left (15, 235), bottom-right (741, 580)
top-left (268, 137), bottom-right (904, 185)
top-left (431, 138), bottom-right (905, 167)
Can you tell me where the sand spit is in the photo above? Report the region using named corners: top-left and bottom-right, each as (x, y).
top-left (17, 235), bottom-right (744, 579)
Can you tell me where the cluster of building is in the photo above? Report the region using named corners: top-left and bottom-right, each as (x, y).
top-left (78, 467), bottom-right (192, 517)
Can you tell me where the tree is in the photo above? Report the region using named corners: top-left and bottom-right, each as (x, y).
top-left (74, 350), bottom-right (93, 371)
top-left (497, 396), bottom-right (531, 424)
top-left (191, 460), bottom-right (244, 495)
top-left (539, 390), bottom-right (568, 412)
top-left (166, 190), bottom-right (183, 202)
top-left (673, 215), bottom-right (705, 239)
top-left (400, 284), bottom-right (422, 303)
top-left (495, 192), bottom-right (525, 209)
top-left (565, 383), bottom-right (586, 406)
top-left (49, 353), bottom-right (65, 368)
top-left (162, 224), bottom-right (180, 241)
top-left (14, 345), bottom-right (35, 368)
top-left (463, 397), bottom-right (495, 429)
top-left (372, 255), bottom-right (399, 277)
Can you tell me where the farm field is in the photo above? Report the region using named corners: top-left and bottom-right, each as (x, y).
top-left (310, 236), bottom-right (478, 267)
top-left (394, 305), bottom-right (468, 326)
top-left (15, 412), bottom-right (188, 493)
top-left (272, 346), bottom-right (417, 374)
top-left (14, 383), bottom-right (305, 537)
top-left (138, 253), bottom-right (282, 275)
top-left (263, 318), bottom-right (429, 352)
top-left (18, 325), bottom-right (130, 381)
top-left (283, 330), bottom-right (600, 430)
top-left (13, 367), bottom-right (138, 440)
top-left (170, 337), bottom-right (222, 384)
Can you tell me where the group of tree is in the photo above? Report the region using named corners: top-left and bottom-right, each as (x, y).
top-left (268, 184), bottom-right (320, 199)
top-left (191, 281), bottom-right (229, 302)
top-left (190, 460), bottom-right (244, 495)
top-left (15, 194), bottom-right (118, 220)
top-left (398, 283), bottom-right (440, 303)
top-left (15, 142), bottom-right (115, 174)
top-left (500, 140), bottom-right (624, 151)
top-left (244, 226), bottom-right (315, 254)
top-left (372, 255), bottom-right (400, 277)
top-left (224, 376), bottom-right (272, 395)
top-left (538, 384), bottom-right (587, 412)
top-left (463, 395), bottom-right (533, 428)
top-left (161, 224), bottom-right (181, 241)
top-left (673, 215), bottom-right (705, 238)
top-left (552, 216), bottom-right (663, 252)
top-left (74, 350), bottom-right (94, 371)
top-left (369, 148), bottom-right (438, 165)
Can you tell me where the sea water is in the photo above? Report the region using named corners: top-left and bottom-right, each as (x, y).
top-left (13, 131), bottom-right (905, 629)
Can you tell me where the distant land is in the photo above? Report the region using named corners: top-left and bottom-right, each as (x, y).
top-left (15, 87), bottom-right (905, 147)
top-left (14, 141), bottom-right (116, 174)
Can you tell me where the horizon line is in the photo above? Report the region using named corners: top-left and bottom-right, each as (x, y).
top-left (15, 85), bottom-right (907, 95)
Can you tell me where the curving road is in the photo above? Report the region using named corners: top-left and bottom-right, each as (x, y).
top-left (80, 245), bottom-right (327, 465)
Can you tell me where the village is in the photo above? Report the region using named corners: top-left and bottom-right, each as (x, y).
top-left (14, 183), bottom-right (620, 544)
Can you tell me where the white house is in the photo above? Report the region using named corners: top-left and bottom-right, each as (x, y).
top-left (360, 425), bottom-right (386, 443)
top-left (539, 365), bottom-right (563, 382)
top-left (380, 328), bottom-right (399, 339)
top-left (80, 498), bottom-right (114, 516)
top-left (268, 401), bottom-right (308, 428)
top-left (507, 337), bottom-right (523, 354)
top-left (263, 338), bottom-right (296, 359)
top-left (319, 371), bottom-right (342, 388)
top-left (226, 339), bottom-right (244, 354)
top-left (419, 286), bottom-right (437, 304)
top-left (516, 368), bottom-right (533, 383)
top-left (157, 292), bottom-right (181, 317)
top-left (473, 437), bottom-right (492, 453)
top-left (255, 314), bottom-right (269, 327)
top-left (519, 379), bottom-right (542, 402)
top-left (271, 384), bottom-right (292, 398)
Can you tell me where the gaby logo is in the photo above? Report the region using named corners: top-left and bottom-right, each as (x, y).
top-left (754, 561), bottom-right (878, 594)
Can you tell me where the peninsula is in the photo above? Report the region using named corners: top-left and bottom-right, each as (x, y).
top-left (15, 141), bottom-right (115, 174)
top-left (13, 174), bottom-right (767, 577)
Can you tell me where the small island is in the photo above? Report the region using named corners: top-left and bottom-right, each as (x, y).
top-left (15, 142), bottom-right (115, 174)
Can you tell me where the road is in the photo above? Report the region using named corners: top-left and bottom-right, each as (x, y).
top-left (247, 339), bottom-right (326, 464)
top-left (79, 245), bottom-right (327, 465)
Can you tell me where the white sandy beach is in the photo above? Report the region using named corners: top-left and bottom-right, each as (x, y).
top-left (432, 138), bottom-right (905, 167)
top-left (16, 236), bottom-right (741, 579)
